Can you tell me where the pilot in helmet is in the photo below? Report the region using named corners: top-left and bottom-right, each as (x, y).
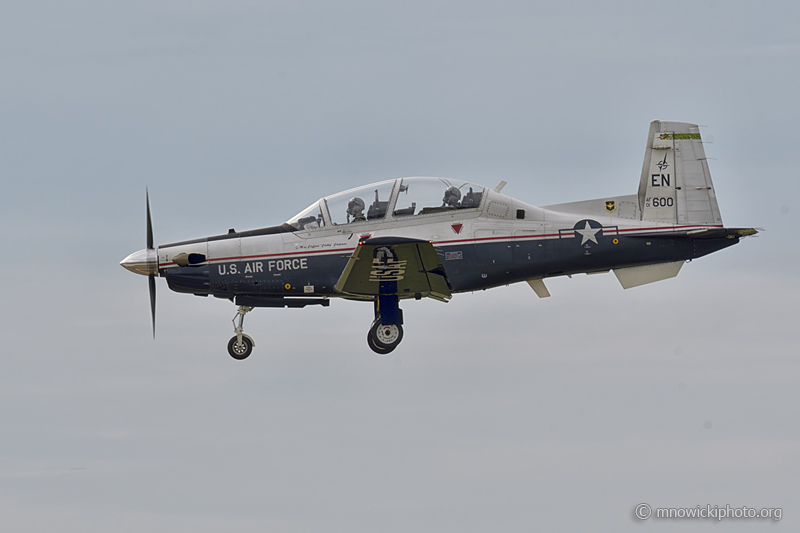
top-left (443, 186), bottom-right (461, 208)
top-left (347, 197), bottom-right (366, 222)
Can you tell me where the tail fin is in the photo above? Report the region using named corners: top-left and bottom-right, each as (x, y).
top-left (638, 120), bottom-right (723, 225)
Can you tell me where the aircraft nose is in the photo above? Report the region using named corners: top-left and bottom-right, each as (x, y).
top-left (120, 248), bottom-right (158, 276)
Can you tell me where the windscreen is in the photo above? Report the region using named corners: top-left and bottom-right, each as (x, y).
top-left (286, 202), bottom-right (325, 231)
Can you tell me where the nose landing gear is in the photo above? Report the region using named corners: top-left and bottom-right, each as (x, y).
top-left (228, 305), bottom-right (255, 360)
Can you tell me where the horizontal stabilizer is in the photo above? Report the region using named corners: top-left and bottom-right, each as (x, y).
top-left (613, 261), bottom-right (684, 289)
top-left (526, 279), bottom-right (551, 298)
top-left (627, 227), bottom-right (758, 239)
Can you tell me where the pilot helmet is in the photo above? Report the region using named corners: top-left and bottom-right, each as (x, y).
top-left (443, 186), bottom-right (461, 207)
top-left (347, 197), bottom-right (365, 216)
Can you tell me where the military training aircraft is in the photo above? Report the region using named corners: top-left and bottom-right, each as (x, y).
top-left (121, 120), bottom-right (756, 359)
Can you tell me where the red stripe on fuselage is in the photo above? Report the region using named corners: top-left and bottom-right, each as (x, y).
top-left (158, 224), bottom-right (725, 267)
top-left (431, 224), bottom-right (722, 246)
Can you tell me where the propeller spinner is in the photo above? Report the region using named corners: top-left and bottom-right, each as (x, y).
top-left (120, 190), bottom-right (158, 337)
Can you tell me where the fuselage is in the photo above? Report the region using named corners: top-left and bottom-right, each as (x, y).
top-left (150, 177), bottom-right (738, 301)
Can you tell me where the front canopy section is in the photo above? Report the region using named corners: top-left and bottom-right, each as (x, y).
top-left (324, 180), bottom-right (397, 225)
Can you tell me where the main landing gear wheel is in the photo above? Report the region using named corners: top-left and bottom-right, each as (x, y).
top-left (367, 332), bottom-right (391, 355)
top-left (367, 321), bottom-right (403, 355)
top-left (227, 336), bottom-right (253, 360)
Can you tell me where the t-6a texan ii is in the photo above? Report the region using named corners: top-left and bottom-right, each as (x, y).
top-left (121, 120), bottom-right (756, 359)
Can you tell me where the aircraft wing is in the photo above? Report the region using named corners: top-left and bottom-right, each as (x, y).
top-left (334, 237), bottom-right (452, 301)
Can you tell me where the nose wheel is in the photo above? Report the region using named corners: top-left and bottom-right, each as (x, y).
top-left (367, 320), bottom-right (403, 355)
top-left (228, 305), bottom-right (255, 360)
top-left (228, 336), bottom-right (253, 360)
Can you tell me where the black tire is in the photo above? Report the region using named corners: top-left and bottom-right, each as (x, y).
top-left (367, 331), bottom-right (392, 355)
top-left (227, 336), bottom-right (253, 360)
top-left (367, 322), bottom-right (403, 354)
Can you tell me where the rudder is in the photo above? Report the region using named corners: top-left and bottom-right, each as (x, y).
top-left (638, 120), bottom-right (723, 225)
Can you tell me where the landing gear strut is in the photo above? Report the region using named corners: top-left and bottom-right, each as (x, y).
top-left (367, 295), bottom-right (404, 355)
top-left (228, 305), bottom-right (255, 360)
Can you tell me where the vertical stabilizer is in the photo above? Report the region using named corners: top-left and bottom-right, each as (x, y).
top-left (638, 120), bottom-right (722, 225)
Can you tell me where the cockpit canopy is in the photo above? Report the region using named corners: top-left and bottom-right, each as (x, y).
top-left (286, 177), bottom-right (487, 231)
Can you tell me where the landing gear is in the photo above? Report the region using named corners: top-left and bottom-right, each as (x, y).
top-left (228, 335), bottom-right (253, 360)
top-left (228, 305), bottom-right (255, 360)
top-left (367, 320), bottom-right (404, 354)
top-left (367, 295), bottom-right (404, 355)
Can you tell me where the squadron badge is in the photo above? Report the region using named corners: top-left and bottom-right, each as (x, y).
top-left (605, 200), bottom-right (616, 213)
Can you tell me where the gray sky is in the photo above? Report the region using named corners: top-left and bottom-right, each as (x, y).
top-left (1, 1), bottom-right (798, 531)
